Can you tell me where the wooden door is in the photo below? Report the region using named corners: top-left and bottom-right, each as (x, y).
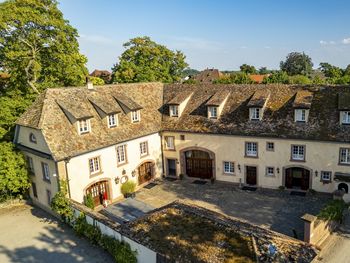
top-left (285, 168), bottom-right (293, 188)
top-left (186, 158), bottom-right (212, 179)
top-left (86, 181), bottom-right (108, 207)
top-left (246, 166), bottom-right (257, 185)
top-left (301, 170), bottom-right (310, 190)
top-left (138, 162), bottom-right (154, 185)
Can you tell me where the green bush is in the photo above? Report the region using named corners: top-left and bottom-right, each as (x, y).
top-left (317, 200), bottom-right (348, 222)
top-left (121, 181), bottom-right (136, 195)
top-left (84, 193), bottom-right (95, 209)
top-left (73, 213), bottom-right (137, 263)
top-left (51, 180), bottom-right (73, 222)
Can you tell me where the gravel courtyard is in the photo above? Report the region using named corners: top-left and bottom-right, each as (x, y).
top-left (0, 204), bottom-right (113, 263)
top-left (134, 178), bottom-right (331, 239)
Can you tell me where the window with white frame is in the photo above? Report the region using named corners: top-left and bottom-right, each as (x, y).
top-left (266, 167), bottom-right (275, 176)
top-left (117, 145), bottom-right (127, 164)
top-left (131, 110), bottom-right (140, 123)
top-left (89, 157), bottom-right (101, 174)
top-left (78, 119), bottom-right (91, 134)
top-left (140, 141), bottom-right (148, 156)
top-left (42, 162), bottom-right (50, 182)
top-left (250, 108), bottom-right (260, 120)
top-left (291, 145), bottom-right (305, 161)
top-left (266, 142), bottom-right (274, 151)
top-left (245, 142), bottom-right (258, 157)
top-left (208, 106), bottom-right (218, 119)
top-left (341, 111), bottom-right (350, 125)
top-left (26, 156), bottom-right (35, 174)
top-left (223, 161), bottom-right (234, 174)
top-left (295, 109), bottom-right (307, 122)
top-left (165, 136), bottom-right (175, 150)
top-left (169, 105), bottom-right (179, 117)
top-left (321, 171), bottom-right (332, 182)
top-left (107, 114), bottom-right (118, 127)
top-left (340, 148), bottom-right (350, 164)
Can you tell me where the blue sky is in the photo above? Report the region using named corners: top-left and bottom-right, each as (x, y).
top-left (59, 0), bottom-right (350, 72)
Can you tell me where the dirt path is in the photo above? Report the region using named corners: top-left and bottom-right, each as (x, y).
top-left (0, 204), bottom-right (113, 263)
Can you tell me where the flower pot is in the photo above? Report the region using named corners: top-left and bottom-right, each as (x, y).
top-left (124, 192), bottom-right (135, 199)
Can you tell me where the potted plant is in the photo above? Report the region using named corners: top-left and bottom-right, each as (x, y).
top-left (121, 181), bottom-right (136, 198)
top-left (179, 173), bottom-right (184, 180)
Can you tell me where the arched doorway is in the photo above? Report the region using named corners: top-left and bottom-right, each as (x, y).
top-left (285, 167), bottom-right (310, 190)
top-left (86, 180), bottom-right (109, 207)
top-left (137, 161), bottom-right (155, 185)
top-left (185, 150), bottom-right (213, 179)
top-left (338, 183), bottom-right (349, 194)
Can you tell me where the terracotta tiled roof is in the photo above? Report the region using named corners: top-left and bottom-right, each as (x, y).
top-left (249, 74), bottom-right (268, 83)
top-left (193, 69), bottom-right (222, 83)
top-left (162, 84), bottom-right (350, 143)
top-left (16, 83), bottom-right (163, 161)
top-left (293, 90), bottom-right (313, 109)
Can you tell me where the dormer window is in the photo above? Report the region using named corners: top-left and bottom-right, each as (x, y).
top-left (131, 110), bottom-right (140, 123)
top-left (250, 108), bottom-right (260, 120)
top-left (295, 109), bottom-right (308, 122)
top-left (29, 133), bottom-right (37, 143)
top-left (341, 111), bottom-right (350, 125)
top-left (208, 106), bottom-right (218, 119)
top-left (78, 119), bottom-right (91, 134)
top-left (108, 114), bottom-right (118, 128)
top-left (169, 105), bottom-right (179, 117)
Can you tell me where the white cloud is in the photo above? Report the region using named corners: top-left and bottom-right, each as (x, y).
top-left (79, 34), bottom-right (115, 45)
top-left (320, 40), bottom-right (327, 45)
top-left (320, 40), bottom-right (336, 45)
top-left (342, 38), bottom-right (350, 44)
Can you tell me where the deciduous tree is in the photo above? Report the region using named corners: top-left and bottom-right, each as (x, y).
top-left (280, 52), bottom-right (313, 76)
top-left (240, 64), bottom-right (256, 74)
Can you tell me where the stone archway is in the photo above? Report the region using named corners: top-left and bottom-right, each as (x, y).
top-left (136, 160), bottom-right (155, 185)
top-left (283, 165), bottom-right (312, 190)
top-left (85, 179), bottom-right (110, 207)
top-left (179, 146), bottom-right (216, 179)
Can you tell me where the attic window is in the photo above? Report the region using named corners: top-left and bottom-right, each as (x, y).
top-left (169, 105), bottom-right (179, 117)
top-left (208, 106), bottom-right (218, 119)
top-left (249, 108), bottom-right (260, 120)
top-left (341, 111), bottom-right (350, 125)
top-left (131, 110), bottom-right (141, 123)
top-left (78, 119), bottom-right (91, 134)
top-left (29, 133), bottom-right (37, 144)
top-left (295, 109), bottom-right (309, 122)
top-left (108, 114), bottom-right (118, 128)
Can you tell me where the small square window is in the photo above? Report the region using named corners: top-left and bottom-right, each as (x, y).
top-left (321, 171), bottom-right (332, 182)
top-left (223, 161), bottom-right (234, 174)
top-left (339, 148), bottom-right (350, 164)
top-left (169, 105), bottom-right (179, 117)
top-left (341, 111), bottom-right (350, 125)
top-left (29, 133), bottom-right (37, 143)
top-left (165, 136), bottom-right (175, 150)
top-left (266, 142), bottom-right (274, 151)
top-left (131, 110), bottom-right (141, 123)
top-left (295, 109), bottom-right (308, 122)
top-left (78, 119), bottom-right (91, 134)
top-left (180, 135), bottom-right (185, 140)
top-left (108, 114), bottom-right (118, 128)
top-left (291, 145), bottom-right (305, 161)
top-left (250, 108), bottom-right (260, 120)
top-left (266, 167), bottom-right (274, 176)
top-left (245, 142), bottom-right (258, 157)
top-left (140, 141), bottom-right (148, 156)
top-left (208, 106), bottom-right (218, 119)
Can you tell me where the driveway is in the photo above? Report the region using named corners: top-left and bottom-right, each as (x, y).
top-left (0, 204), bottom-right (113, 263)
top-left (133, 178), bottom-right (331, 239)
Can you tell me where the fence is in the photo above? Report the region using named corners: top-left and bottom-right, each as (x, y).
top-left (70, 201), bottom-right (157, 263)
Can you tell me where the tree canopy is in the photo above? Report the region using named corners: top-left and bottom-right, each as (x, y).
top-left (112, 36), bottom-right (188, 83)
top-left (240, 64), bottom-right (256, 74)
top-left (280, 52), bottom-right (313, 76)
top-left (0, 0), bottom-right (88, 94)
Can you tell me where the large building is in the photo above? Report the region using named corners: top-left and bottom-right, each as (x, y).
top-left (14, 83), bottom-right (350, 210)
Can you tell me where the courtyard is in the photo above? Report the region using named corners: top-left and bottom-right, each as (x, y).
top-left (106, 178), bottom-right (331, 239)
top-left (0, 204), bottom-right (113, 263)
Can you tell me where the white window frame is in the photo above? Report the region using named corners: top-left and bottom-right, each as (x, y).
top-left (250, 108), bottom-right (260, 120)
top-left (266, 142), bottom-right (274, 151)
top-left (89, 157), bottom-right (101, 174)
top-left (42, 162), bottom-right (50, 182)
top-left (117, 144), bottom-right (127, 164)
top-left (223, 161), bottom-right (234, 174)
top-left (292, 145), bottom-right (305, 161)
top-left (208, 106), bottom-right (218, 119)
top-left (295, 109), bottom-right (307, 122)
top-left (131, 110), bottom-right (141, 123)
top-left (321, 171), bottom-right (332, 182)
top-left (266, 167), bottom-right (275, 177)
top-left (78, 119), bottom-right (91, 134)
top-left (140, 141), bottom-right (148, 156)
top-left (340, 148), bottom-right (350, 164)
top-left (107, 114), bottom-right (118, 128)
top-left (169, 105), bottom-right (179, 117)
top-left (165, 136), bottom-right (175, 150)
top-left (246, 142), bottom-right (258, 157)
top-left (341, 111), bottom-right (350, 125)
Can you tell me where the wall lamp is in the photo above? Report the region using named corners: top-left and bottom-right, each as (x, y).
top-left (277, 168), bottom-right (280, 174)
top-left (238, 164), bottom-right (241, 172)
top-left (315, 170), bottom-right (318, 177)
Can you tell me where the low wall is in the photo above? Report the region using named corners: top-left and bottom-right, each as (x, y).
top-left (302, 214), bottom-right (337, 247)
top-left (70, 201), bottom-right (157, 263)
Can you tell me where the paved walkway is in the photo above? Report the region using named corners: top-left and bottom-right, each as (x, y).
top-left (314, 208), bottom-right (350, 263)
top-left (0, 204), bottom-right (113, 263)
top-left (134, 178), bottom-right (330, 239)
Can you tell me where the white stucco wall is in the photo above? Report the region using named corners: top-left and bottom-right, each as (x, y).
top-left (66, 132), bottom-right (163, 203)
top-left (162, 132), bottom-right (350, 193)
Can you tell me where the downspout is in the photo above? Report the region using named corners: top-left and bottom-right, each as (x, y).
top-left (160, 83), bottom-right (165, 178)
top-left (64, 157), bottom-right (72, 199)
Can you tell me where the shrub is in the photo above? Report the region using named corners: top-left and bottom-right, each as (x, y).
top-left (317, 200), bottom-right (348, 222)
top-left (121, 181), bottom-right (136, 195)
top-left (84, 193), bottom-right (95, 209)
top-left (51, 180), bottom-right (73, 222)
top-left (278, 186), bottom-right (285, 191)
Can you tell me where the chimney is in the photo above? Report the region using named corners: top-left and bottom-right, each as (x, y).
top-left (86, 76), bottom-right (93, 90)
